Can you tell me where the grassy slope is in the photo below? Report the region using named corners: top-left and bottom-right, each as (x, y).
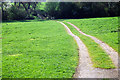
top-left (64, 22), bottom-right (115, 69)
top-left (2, 20), bottom-right (78, 78)
top-left (118, 17), bottom-right (120, 53)
top-left (65, 17), bottom-right (118, 53)
top-left (0, 23), bottom-right (1, 78)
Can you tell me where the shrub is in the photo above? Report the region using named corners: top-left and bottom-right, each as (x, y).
top-left (7, 5), bottom-right (27, 20)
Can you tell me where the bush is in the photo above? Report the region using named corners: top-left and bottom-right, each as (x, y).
top-left (7, 5), bottom-right (27, 20)
top-left (2, 10), bottom-right (8, 20)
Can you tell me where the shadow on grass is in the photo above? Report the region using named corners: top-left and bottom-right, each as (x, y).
top-left (2, 19), bottom-right (51, 23)
top-left (56, 19), bottom-right (68, 21)
top-left (2, 20), bottom-right (31, 23)
top-left (37, 19), bottom-right (48, 21)
top-left (2, 19), bottom-right (73, 23)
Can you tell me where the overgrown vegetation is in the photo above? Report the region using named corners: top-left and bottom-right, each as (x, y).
top-left (2, 20), bottom-right (78, 78)
top-left (2, 2), bottom-right (120, 20)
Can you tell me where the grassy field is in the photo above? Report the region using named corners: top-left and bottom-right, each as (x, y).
top-left (2, 17), bottom-right (118, 77)
top-left (65, 17), bottom-right (118, 53)
top-left (2, 20), bottom-right (78, 78)
top-left (0, 22), bottom-right (1, 79)
top-left (63, 22), bottom-right (115, 69)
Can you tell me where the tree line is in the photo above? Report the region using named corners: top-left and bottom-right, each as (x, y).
top-left (1, 2), bottom-right (120, 20)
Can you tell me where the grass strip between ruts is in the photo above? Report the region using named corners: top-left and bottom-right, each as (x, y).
top-left (63, 22), bottom-right (115, 69)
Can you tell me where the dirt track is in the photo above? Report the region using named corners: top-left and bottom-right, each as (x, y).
top-left (58, 21), bottom-right (118, 78)
top-left (67, 22), bottom-right (118, 68)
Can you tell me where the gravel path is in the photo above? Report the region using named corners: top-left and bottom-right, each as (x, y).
top-left (58, 21), bottom-right (118, 78)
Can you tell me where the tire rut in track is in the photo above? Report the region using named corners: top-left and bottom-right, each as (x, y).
top-left (57, 21), bottom-right (118, 78)
top-left (67, 22), bottom-right (118, 68)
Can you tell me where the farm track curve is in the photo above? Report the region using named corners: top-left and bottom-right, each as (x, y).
top-left (57, 21), bottom-right (118, 78)
top-left (67, 22), bottom-right (118, 68)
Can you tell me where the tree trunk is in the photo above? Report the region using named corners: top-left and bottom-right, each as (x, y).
top-left (21, 2), bottom-right (30, 18)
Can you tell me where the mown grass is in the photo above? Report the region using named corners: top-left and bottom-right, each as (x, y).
top-left (2, 20), bottom-right (78, 78)
top-left (63, 22), bottom-right (115, 69)
top-left (65, 17), bottom-right (118, 53)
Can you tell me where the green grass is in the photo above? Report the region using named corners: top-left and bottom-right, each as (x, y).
top-left (118, 17), bottom-right (120, 54)
top-left (0, 22), bottom-right (1, 79)
top-left (2, 20), bottom-right (78, 78)
top-left (63, 22), bottom-right (115, 69)
top-left (65, 17), bottom-right (118, 53)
